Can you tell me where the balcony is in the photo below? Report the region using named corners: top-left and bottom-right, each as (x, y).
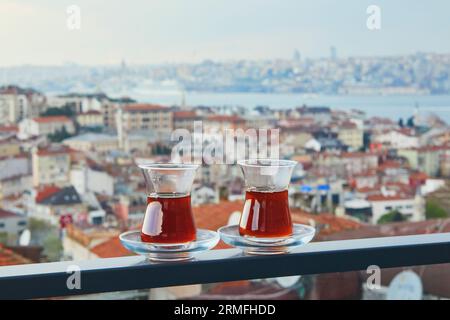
top-left (1, 232), bottom-right (450, 299)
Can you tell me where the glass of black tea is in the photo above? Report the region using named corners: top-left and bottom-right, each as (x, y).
top-left (138, 163), bottom-right (199, 244)
top-left (237, 159), bottom-right (297, 239)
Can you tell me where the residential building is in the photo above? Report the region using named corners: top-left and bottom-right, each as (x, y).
top-left (0, 86), bottom-right (45, 125)
top-left (398, 146), bottom-right (448, 177)
top-left (0, 209), bottom-right (27, 244)
top-left (76, 110), bottom-right (103, 127)
top-left (440, 149), bottom-right (450, 177)
top-left (203, 115), bottom-right (246, 134)
top-left (18, 116), bottom-right (75, 139)
top-left (0, 174), bottom-right (32, 203)
top-left (337, 122), bottom-right (364, 150)
top-left (0, 137), bottom-right (21, 157)
top-left (51, 93), bottom-right (136, 129)
top-left (372, 129), bottom-right (419, 149)
top-left (0, 154), bottom-right (30, 181)
top-left (191, 185), bottom-right (219, 206)
top-left (367, 194), bottom-right (425, 224)
top-left (120, 104), bottom-right (173, 134)
top-left (63, 133), bottom-right (118, 152)
top-left (63, 224), bottom-right (120, 261)
top-left (243, 115), bottom-right (275, 130)
top-left (297, 106), bottom-right (332, 125)
top-left (316, 152), bottom-right (379, 177)
top-left (173, 110), bottom-right (202, 131)
top-left (32, 145), bottom-right (71, 187)
top-left (70, 164), bottom-right (114, 196)
top-left (32, 186), bottom-right (86, 225)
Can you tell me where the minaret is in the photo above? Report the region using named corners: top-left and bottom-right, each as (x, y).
top-left (413, 102), bottom-right (420, 126)
top-left (181, 90), bottom-right (187, 109)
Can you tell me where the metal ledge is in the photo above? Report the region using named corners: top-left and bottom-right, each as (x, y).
top-left (1, 232), bottom-right (450, 299)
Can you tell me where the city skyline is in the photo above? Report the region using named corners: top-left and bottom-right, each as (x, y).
top-left (1, 0), bottom-right (450, 66)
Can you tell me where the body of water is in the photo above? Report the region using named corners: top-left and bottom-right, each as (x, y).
top-left (110, 90), bottom-right (450, 124)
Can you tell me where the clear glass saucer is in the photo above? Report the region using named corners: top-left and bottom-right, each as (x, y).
top-left (218, 224), bottom-right (315, 255)
top-left (119, 229), bottom-right (220, 261)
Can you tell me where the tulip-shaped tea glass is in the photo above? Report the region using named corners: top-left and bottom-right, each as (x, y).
top-left (218, 159), bottom-right (315, 254)
top-left (119, 163), bottom-right (220, 261)
top-left (139, 163), bottom-right (199, 244)
top-left (238, 159), bottom-right (297, 240)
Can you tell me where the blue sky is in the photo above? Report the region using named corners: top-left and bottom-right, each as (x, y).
top-left (1, 0), bottom-right (449, 66)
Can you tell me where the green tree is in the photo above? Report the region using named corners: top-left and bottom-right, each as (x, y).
top-left (41, 104), bottom-right (76, 118)
top-left (48, 126), bottom-right (73, 142)
top-left (0, 232), bottom-right (8, 245)
top-left (425, 200), bottom-right (448, 219)
top-left (377, 210), bottom-right (408, 224)
top-left (28, 218), bottom-right (63, 262)
top-left (43, 234), bottom-right (63, 261)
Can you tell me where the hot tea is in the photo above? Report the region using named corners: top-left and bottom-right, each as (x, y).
top-left (141, 193), bottom-right (196, 243)
top-left (239, 190), bottom-right (293, 238)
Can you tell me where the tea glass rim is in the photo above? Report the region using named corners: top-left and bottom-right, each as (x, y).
top-left (138, 162), bottom-right (199, 171)
top-left (237, 158), bottom-right (297, 168)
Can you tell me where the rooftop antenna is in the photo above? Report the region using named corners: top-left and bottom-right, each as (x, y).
top-left (413, 101), bottom-right (420, 126)
top-left (181, 90), bottom-right (187, 109)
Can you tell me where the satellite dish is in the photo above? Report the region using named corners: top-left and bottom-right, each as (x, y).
top-left (276, 275), bottom-right (301, 288)
top-left (19, 229), bottom-right (31, 246)
top-left (227, 211), bottom-right (241, 226)
top-left (387, 270), bottom-right (422, 300)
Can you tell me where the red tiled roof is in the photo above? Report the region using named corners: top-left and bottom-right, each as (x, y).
top-left (418, 145), bottom-right (450, 152)
top-left (366, 194), bottom-right (414, 202)
top-left (78, 110), bottom-right (101, 115)
top-left (207, 115), bottom-right (245, 123)
top-left (173, 111), bottom-right (200, 120)
top-left (290, 210), bottom-right (361, 236)
top-left (0, 244), bottom-right (31, 266)
top-left (35, 186), bottom-right (61, 203)
top-left (0, 125), bottom-right (19, 133)
top-left (340, 121), bottom-right (357, 129)
top-left (377, 160), bottom-right (403, 170)
top-left (33, 116), bottom-right (71, 123)
top-left (341, 152), bottom-right (378, 159)
top-left (409, 171), bottom-right (428, 181)
top-left (90, 237), bottom-right (133, 258)
top-left (0, 208), bottom-right (19, 219)
top-left (36, 145), bottom-right (72, 156)
top-left (123, 104), bottom-right (167, 112)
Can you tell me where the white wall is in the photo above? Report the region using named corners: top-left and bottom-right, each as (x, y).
top-left (0, 214), bottom-right (27, 238)
top-left (71, 166), bottom-right (114, 196)
top-left (0, 157), bottom-right (30, 180)
top-left (370, 197), bottom-right (424, 224)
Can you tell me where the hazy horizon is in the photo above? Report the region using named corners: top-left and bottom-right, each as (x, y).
top-left (1, 50), bottom-right (449, 69)
top-left (1, 0), bottom-right (450, 67)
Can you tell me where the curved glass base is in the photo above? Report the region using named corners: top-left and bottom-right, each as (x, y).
top-left (218, 224), bottom-right (315, 255)
top-left (119, 229), bottom-right (220, 261)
